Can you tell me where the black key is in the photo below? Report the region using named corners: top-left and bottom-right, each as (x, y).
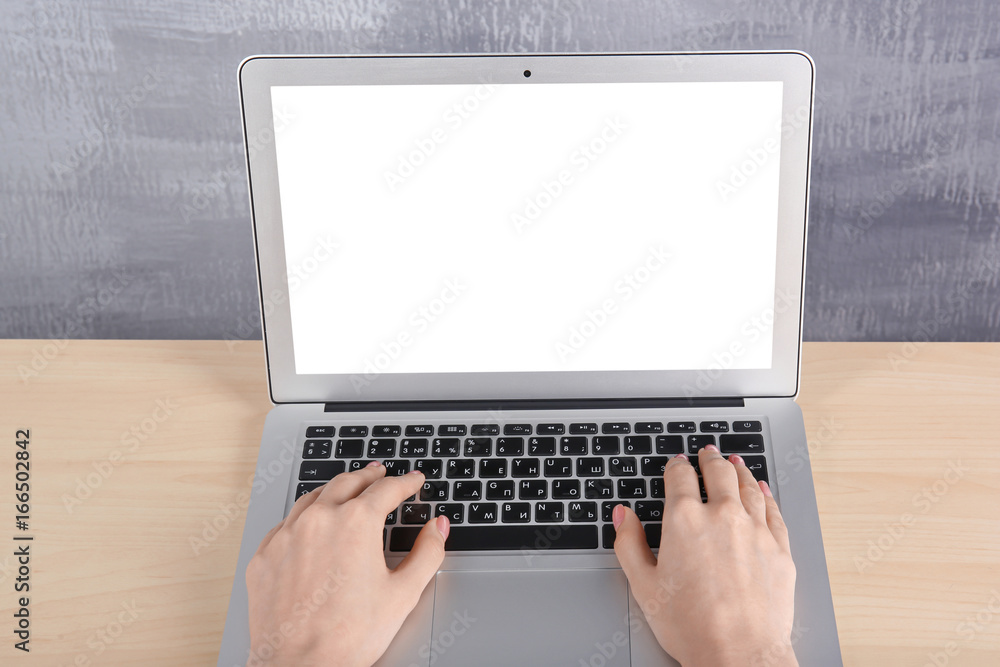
top-left (432, 438), bottom-right (461, 457)
top-left (435, 503), bottom-right (464, 523)
top-left (519, 479), bottom-right (547, 499)
top-left (535, 501), bottom-right (564, 522)
top-left (400, 438), bottom-right (429, 457)
top-left (577, 457), bottom-right (605, 477)
top-left (743, 455), bottom-right (769, 483)
top-left (298, 460), bottom-right (345, 481)
top-left (464, 437), bottom-right (492, 457)
top-left (401, 503), bottom-right (431, 524)
top-left (528, 437), bottom-right (556, 456)
top-left (688, 434), bottom-right (716, 453)
top-left (560, 436), bottom-right (588, 455)
top-left (635, 422), bottom-right (663, 434)
top-left (700, 421), bottom-right (729, 433)
top-left (602, 524), bottom-right (617, 549)
top-left (667, 421), bottom-right (696, 433)
top-left (367, 438), bottom-right (397, 458)
top-left (302, 439), bottom-right (332, 459)
top-left (650, 478), bottom-right (665, 498)
top-left (446, 459), bottom-right (475, 478)
top-left (602, 422), bottom-right (631, 435)
top-left (479, 458), bottom-right (508, 478)
top-left (296, 482), bottom-right (323, 499)
top-left (468, 502), bottom-right (498, 523)
top-left (383, 528), bottom-right (387, 548)
top-left (584, 478), bottom-right (613, 499)
top-left (733, 420), bottom-right (763, 432)
top-left (438, 424), bottom-right (467, 436)
top-left (618, 478), bottom-right (647, 498)
top-left (471, 424), bottom-right (500, 435)
top-left (568, 501), bottom-right (598, 522)
top-left (496, 437), bottom-right (524, 457)
top-left (485, 479), bottom-right (515, 500)
top-left (644, 523), bottom-right (661, 548)
top-left (454, 481), bottom-right (483, 500)
top-left (552, 479), bottom-right (581, 499)
top-left (512, 458), bottom-right (540, 478)
top-left (720, 434), bottom-right (766, 453)
top-left (624, 436), bottom-right (652, 455)
top-left (592, 436), bottom-right (620, 455)
top-left (305, 426), bottom-right (335, 438)
top-left (335, 439), bottom-right (364, 458)
top-left (502, 502), bottom-right (531, 523)
top-left (390, 525), bottom-right (598, 551)
top-left (640, 456), bottom-right (670, 477)
top-left (348, 459), bottom-right (373, 471)
top-left (537, 423), bottom-right (566, 435)
top-left (544, 457), bottom-right (573, 477)
top-left (570, 423), bottom-right (598, 434)
top-left (635, 500), bottom-right (664, 521)
top-left (382, 460), bottom-right (410, 476)
top-left (373, 425), bottom-right (401, 437)
top-left (504, 424), bottom-right (532, 435)
top-left (406, 425), bottom-right (434, 436)
top-left (655, 435), bottom-right (684, 454)
top-left (609, 456), bottom-right (638, 476)
top-left (602, 500), bottom-right (630, 522)
top-left (415, 459), bottom-right (442, 478)
top-left (385, 509), bottom-right (396, 525)
top-left (340, 425), bottom-right (368, 437)
top-left (420, 481), bottom-right (449, 501)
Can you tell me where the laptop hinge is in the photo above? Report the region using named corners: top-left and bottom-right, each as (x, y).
top-left (323, 397), bottom-right (745, 412)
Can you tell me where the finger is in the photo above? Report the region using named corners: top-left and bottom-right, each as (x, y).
top-left (697, 445), bottom-right (741, 505)
top-left (662, 453), bottom-right (700, 512)
top-left (760, 481), bottom-right (791, 553)
top-left (730, 455), bottom-right (766, 524)
top-left (613, 505), bottom-right (657, 585)
top-left (357, 469), bottom-right (426, 516)
top-left (318, 461), bottom-right (386, 504)
top-left (392, 515), bottom-right (449, 602)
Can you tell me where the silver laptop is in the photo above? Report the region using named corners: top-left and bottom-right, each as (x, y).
top-left (219, 52), bottom-right (841, 666)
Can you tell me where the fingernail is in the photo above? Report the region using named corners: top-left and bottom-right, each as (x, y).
top-left (673, 453), bottom-right (688, 462)
top-left (366, 461), bottom-right (381, 468)
top-left (703, 444), bottom-right (719, 452)
top-left (759, 480), bottom-right (772, 497)
top-left (408, 469), bottom-right (422, 475)
top-left (436, 515), bottom-right (450, 540)
top-left (729, 454), bottom-right (745, 466)
top-left (612, 504), bottom-right (625, 530)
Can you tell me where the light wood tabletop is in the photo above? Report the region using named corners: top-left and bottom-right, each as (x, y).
top-left (1, 340), bottom-right (998, 666)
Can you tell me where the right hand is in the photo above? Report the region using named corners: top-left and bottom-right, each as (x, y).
top-left (612, 445), bottom-right (798, 666)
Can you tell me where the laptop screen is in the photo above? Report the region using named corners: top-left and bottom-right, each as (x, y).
top-left (270, 80), bottom-right (785, 378)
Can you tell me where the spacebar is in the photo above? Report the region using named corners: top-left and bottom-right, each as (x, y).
top-left (389, 525), bottom-right (598, 552)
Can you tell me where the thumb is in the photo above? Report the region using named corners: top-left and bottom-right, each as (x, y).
top-left (613, 505), bottom-right (656, 585)
top-left (391, 515), bottom-right (449, 600)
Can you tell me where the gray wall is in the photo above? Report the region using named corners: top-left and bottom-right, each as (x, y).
top-left (1, 0), bottom-right (998, 342)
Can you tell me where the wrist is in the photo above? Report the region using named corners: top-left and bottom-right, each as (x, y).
top-left (686, 639), bottom-right (797, 667)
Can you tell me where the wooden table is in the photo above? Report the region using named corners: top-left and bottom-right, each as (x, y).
top-left (1, 341), bottom-right (998, 666)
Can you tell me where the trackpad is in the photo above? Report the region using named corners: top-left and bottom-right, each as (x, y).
top-left (430, 569), bottom-right (631, 667)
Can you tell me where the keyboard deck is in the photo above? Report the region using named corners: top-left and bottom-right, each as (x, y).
top-left (293, 419), bottom-right (769, 553)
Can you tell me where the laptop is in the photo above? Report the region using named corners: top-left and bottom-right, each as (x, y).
top-left (219, 51), bottom-right (842, 666)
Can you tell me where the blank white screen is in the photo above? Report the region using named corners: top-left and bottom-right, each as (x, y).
top-left (271, 81), bottom-right (783, 376)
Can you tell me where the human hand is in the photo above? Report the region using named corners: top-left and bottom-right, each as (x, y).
top-left (612, 445), bottom-right (797, 667)
top-left (245, 462), bottom-right (450, 667)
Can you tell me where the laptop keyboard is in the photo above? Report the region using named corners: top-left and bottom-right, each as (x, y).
top-left (294, 419), bottom-right (769, 553)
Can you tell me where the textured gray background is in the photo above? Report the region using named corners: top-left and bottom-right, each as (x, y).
top-left (1, 0), bottom-right (998, 342)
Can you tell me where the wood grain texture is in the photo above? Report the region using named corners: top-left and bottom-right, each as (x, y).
top-left (0, 1), bottom-right (998, 342)
top-left (0, 340), bottom-right (997, 665)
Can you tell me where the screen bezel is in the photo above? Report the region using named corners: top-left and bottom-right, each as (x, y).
top-left (238, 52), bottom-right (813, 404)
